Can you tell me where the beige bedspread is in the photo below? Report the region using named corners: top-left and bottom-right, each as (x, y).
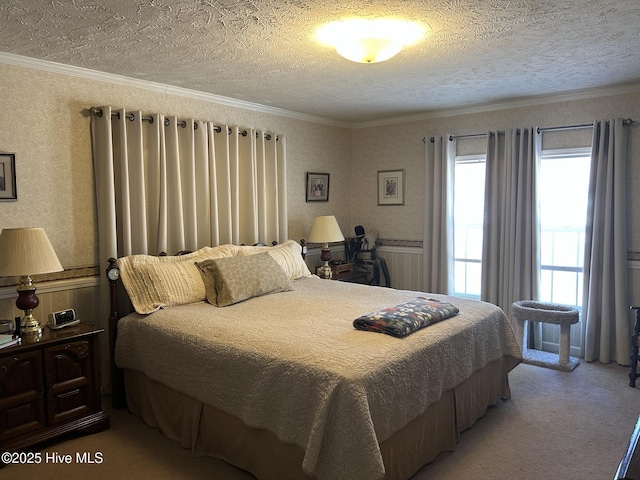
top-left (116, 276), bottom-right (522, 480)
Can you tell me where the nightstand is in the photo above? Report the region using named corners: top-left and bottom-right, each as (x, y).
top-left (0, 322), bottom-right (109, 455)
top-left (328, 263), bottom-right (369, 284)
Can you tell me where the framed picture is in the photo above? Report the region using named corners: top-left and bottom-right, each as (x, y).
top-left (0, 153), bottom-right (17, 201)
top-left (306, 172), bottom-right (330, 202)
top-left (378, 169), bottom-right (404, 206)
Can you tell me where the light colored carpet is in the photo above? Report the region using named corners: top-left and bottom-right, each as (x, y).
top-left (2, 361), bottom-right (639, 480)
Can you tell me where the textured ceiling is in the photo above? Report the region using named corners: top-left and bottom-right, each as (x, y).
top-left (1, 0), bottom-right (639, 123)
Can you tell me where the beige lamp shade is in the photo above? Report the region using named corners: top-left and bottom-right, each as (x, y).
top-left (0, 227), bottom-right (63, 277)
top-left (308, 215), bottom-right (345, 244)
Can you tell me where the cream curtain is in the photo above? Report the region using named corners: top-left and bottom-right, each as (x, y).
top-left (481, 128), bottom-right (540, 320)
top-left (92, 107), bottom-right (287, 258)
top-left (91, 106), bottom-right (287, 324)
top-left (582, 118), bottom-right (629, 364)
top-left (423, 136), bottom-right (454, 294)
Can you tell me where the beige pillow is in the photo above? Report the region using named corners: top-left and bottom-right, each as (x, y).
top-left (118, 244), bottom-right (239, 314)
top-left (237, 240), bottom-right (311, 281)
top-left (196, 252), bottom-right (292, 307)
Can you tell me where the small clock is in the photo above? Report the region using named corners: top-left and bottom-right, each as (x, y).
top-left (106, 258), bottom-right (120, 282)
top-left (107, 266), bottom-right (120, 281)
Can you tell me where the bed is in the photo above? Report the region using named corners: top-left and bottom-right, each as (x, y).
top-left (107, 240), bottom-right (522, 480)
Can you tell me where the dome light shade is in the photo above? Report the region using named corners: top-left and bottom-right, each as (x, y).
top-left (317, 19), bottom-right (424, 64)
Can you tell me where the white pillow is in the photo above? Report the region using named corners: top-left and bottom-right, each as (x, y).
top-left (118, 244), bottom-right (239, 314)
top-left (237, 240), bottom-right (311, 281)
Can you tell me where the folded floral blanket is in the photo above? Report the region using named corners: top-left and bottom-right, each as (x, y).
top-left (353, 297), bottom-right (459, 337)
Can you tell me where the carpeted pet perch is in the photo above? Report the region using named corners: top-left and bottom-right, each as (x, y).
top-left (512, 300), bottom-right (580, 372)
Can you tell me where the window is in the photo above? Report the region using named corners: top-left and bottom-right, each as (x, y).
top-left (452, 154), bottom-right (486, 298)
top-left (538, 148), bottom-right (591, 309)
top-left (452, 148), bottom-right (591, 310)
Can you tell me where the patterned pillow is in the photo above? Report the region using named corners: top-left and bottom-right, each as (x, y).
top-left (237, 240), bottom-right (311, 280)
top-left (353, 297), bottom-right (459, 337)
top-left (118, 244), bottom-right (239, 314)
top-left (196, 252), bottom-right (292, 307)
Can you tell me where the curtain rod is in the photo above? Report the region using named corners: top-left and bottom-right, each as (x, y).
top-left (537, 118), bottom-right (634, 134)
top-left (425, 118), bottom-right (635, 143)
top-left (89, 107), bottom-right (277, 140)
top-left (422, 132), bottom-right (490, 143)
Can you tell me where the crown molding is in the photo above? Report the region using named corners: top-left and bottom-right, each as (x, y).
top-left (352, 83), bottom-right (640, 129)
top-left (0, 52), bottom-right (349, 128)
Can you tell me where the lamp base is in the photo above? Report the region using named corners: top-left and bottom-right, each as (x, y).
top-left (20, 312), bottom-right (44, 336)
top-left (317, 262), bottom-right (333, 280)
top-left (318, 243), bottom-right (333, 279)
top-left (16, 279), bottom-right (43, 337)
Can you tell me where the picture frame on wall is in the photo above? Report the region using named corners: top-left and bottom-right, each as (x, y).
top-left (306, 172), bottom-right (330, 202)
top-left (0, 153), bottom-right (17, 201)
top-left (378, 169), bottom-right (404, 206)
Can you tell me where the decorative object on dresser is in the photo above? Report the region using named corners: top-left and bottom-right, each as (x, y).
top-left (0, 227), bottom-right (64, 337)
top-left (0, 323), bottom-right (109, 456)
top-left (307, 215), bottom-right (345, 279)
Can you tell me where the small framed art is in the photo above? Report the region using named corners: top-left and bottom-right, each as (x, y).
top-left (378, 169), bottom-right (404, 206)
top-left (306, 172), bottom-right (330, 202)
top-left (0, 153), bottom-right (17, 201)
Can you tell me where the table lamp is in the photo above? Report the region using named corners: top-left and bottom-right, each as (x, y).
top-left (0, 227), bottom-right (64, 336)
top-left (308, 215), bottom-right (344, 279)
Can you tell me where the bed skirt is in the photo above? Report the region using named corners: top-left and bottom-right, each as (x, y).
top-left (123, 357), bottom-right (513, 480)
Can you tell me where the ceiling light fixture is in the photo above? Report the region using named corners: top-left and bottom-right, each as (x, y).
top-left (316, 19), bottom-right (424, 64)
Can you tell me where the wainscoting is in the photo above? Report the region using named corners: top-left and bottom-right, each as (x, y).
top-left (375, 246), bottom-right (424, 292)
top-left (0, 276), bottom-right (105, 387)
top-left (0, 276), bottom-right (100, 326)
top-left (304, 244), bottom-right (424, 292)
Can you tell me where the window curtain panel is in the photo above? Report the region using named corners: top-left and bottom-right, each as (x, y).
top-left (582, 118), bottom-right (629, 364)
top-left (481, 128), bottom-right (540, 322)
top-left (91, 106), bottom-right (287, 257)
top-left (423, 135), bottom-right (454, 294)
